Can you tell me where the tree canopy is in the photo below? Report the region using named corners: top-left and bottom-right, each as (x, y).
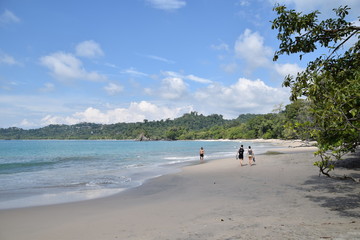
top-left (272, 4), bottom-right (360, 178)
top-left (0, 104), bottom-right (310, 141)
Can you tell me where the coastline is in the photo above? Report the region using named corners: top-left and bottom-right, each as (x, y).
top-left (190, 138), bottom-right (317, 148)
top-left (1, 145), bottom-right (359, 240)
top-left (0, 147), bottom-right (360, 240)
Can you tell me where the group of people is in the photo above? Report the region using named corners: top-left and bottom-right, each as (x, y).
top-left (236, 145), bottom-right (255, 166)
top-left (199, 145), bottom-right (255, 166)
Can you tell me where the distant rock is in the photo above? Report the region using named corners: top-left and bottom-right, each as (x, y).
top-left (138, 133), bottom-right (150, 141)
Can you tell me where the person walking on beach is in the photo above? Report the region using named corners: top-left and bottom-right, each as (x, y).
top-left (248, 146), bottom-right (254, 166)
top-left (199, 147), bottom-right (205, 162)
top-left (238, 145), bottom-right (244, 166)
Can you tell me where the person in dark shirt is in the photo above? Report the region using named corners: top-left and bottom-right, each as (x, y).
top-left (238, 145), bottom-right (244, 166)
top-left (199, 147), bottom-right (204, 162)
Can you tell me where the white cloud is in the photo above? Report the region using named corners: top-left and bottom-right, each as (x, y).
top-left (104, 82), bottom-right (124, 95)
top-left (105, 63), bottom-right (119, 69)
top-left (274, 63), bottom-right (304, 78)
top-left (40, 52), bottom-right (107, 82)
top-left (162, 71), bottom-right (182, 78)
top-left (41, 114), bottom-right (80, 126)
top-left (0, 94), bottom-right (80, 128)
top-left (235, 29), bottom-right (273, 70)
top-left (0, 9), bottom-right (20, 25)
top-left (39, 82), bottom-right (55, 92)
top-left (0, 53), bottom-right (20, 65)
top-left (0, 81), bottom-right (15, 91)
top-left (145, 54), bottom-right (175, 64)
top-left (19, 119), bottom-right (36, 128)
top-left (144, 88), bottom-right (153, 95)
top-left (75, 40), bottom-right (104, 58)
top-left (145, 0), bottom-right (186, 11)
top-left (221, 63), bottom-right (238, 73)
top-left (186, 74), bottom-right (212, 84)
top-left (121, 67), bottom-right (148, 77)
top-left (163, 71), bottom-right (212, 84)
top-left (232, 29), bottom-right (302, 79)
top-left (269, 0), bottom-right (360, 18)
top-left (160, 77), bottom-right (188, 99)
top-left (269, 0), bottom-right (360, 13)
top-left (354, 19), bottom-right (360, 27)
top-left (73, 107), bottom-right (109, 123)
top-left (238, 1), bottom-right (250, 7)
top-left (211, 43), bottom-right (230, 51)
top-left (149, 72), bottom-right (212, 99)
top-left (194, 77), bottom-right (290, 117)
top-left (2, 76), bottom-right (290, 128)
top-left (40, 101), bottom-right (193, 125)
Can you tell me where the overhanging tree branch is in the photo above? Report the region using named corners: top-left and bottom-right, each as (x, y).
top-left (272, 4), bottom-right (360, 178)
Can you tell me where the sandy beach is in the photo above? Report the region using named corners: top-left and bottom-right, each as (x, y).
top-left (0, 144), bottom-right (359, 240)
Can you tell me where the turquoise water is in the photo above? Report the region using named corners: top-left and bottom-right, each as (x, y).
top-left (0, 140), bottom-right (278, 209)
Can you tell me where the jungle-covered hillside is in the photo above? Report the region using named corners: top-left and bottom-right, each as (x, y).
top-left (0, 101), bottom-right (310, 140)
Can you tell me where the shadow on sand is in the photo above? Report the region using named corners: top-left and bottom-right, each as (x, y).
top-left (301, 151), bottom-right (360, 218)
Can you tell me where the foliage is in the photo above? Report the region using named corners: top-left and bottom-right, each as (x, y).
top-left (272, 4), bottom-right (360, 177)
top-left (283, 99), bottom-right (312, 140)
top-left (0, 105), bottom-right (312, 141)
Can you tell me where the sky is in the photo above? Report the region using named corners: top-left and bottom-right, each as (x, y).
top-left (1, 0), bottom-right (359, 129)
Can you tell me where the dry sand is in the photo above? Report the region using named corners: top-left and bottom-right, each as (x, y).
top-left (0, 145), bottom-right (359, 240)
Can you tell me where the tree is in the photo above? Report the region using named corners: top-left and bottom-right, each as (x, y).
top-left (272, 5), bottom-right (360, 178)
top-left (165, 127), bottom-right (185, 140)
top-left (283, 99), bottom-right (312, 140)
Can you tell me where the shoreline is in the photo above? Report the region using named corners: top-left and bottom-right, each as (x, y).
top-left (1, 146), bottom-right (359, 240)
top-left (0, 139), bottom-right (306, 210)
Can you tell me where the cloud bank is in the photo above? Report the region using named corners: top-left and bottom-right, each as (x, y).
top-left (32, 74), bottom-right (289, 127)
top-left (40, 101), bottom-right (193, 126)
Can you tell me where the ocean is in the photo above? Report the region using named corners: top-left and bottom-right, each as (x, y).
top-left (0, 140), bottom-right (279, 209)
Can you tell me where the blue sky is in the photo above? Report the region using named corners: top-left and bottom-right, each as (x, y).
top-left (1, 0), bottom-right (359, 128)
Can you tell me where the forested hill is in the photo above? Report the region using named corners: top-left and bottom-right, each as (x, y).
top-left (0, 102), bottom-right (310, 140)
top-left (0, 112), bottom-right (256, 140)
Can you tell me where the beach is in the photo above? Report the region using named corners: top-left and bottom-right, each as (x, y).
top-left (0, 144), bottom-right (359, 240)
